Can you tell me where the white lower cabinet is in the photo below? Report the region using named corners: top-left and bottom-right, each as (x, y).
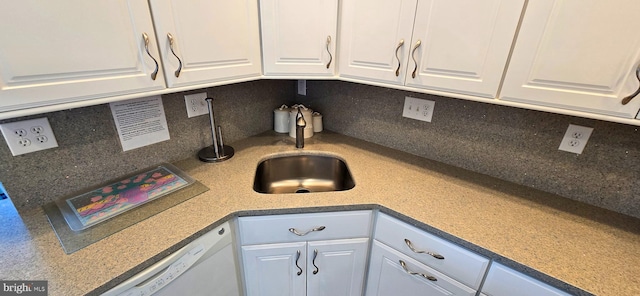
top-left (366, 240), bottom-right (476, 296)
top-left (238, 211), bottom-right (372, 296)
top-left (242, 238), bottom-right (369, 296)
top-left (242, 242), bottom-right (307, 296)
top-left (479, 263), bottom-right (572, 296)
top-left (237, 211), bottom-right (573, 296)
top-left (374, 213), bottom-right (489, 290)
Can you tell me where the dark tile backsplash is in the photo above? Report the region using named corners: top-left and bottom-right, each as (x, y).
top-left (1, 78), bottom-right (638, 219)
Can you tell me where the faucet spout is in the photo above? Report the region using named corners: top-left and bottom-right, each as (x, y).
top-left (295, 108), bottom-right (306, 148)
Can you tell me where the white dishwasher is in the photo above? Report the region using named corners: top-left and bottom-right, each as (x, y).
top-left (102, 221), bottom-right (241, 296)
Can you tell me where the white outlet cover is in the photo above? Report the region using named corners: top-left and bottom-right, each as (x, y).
top-left (185, 92), bottom-right (209, 118)
top-left (402, 96), bottom-right (435, 122)
top-left (297, 80), bottom-right (306, 96)
top-left (0, 117), bottom-right (58, 156)
top-left (558, 124), bottom-right (593, 154)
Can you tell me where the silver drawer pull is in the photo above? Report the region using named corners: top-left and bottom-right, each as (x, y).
top-left (622, 64), bottom-right (640, 105)
top-left (410, 40), bottom-right (422, 79)
top-left (295, 250), bottom-right (303, 276)
top-left (312, 249), bottom-right (319, 274)
top-left (325, 35), bottom-right (333, 69)
top-left (399, 260), bottom-right (437, 281)
top-left (394, 39), bottom-right (405, 77)
top-left (288, 226), bottom-right (326, 236)
top-left (405, 239), bottom-right (445, 260)
top-left (142, 33), bottom-right (159, 80)
top-left (167, 33), bottom-right (183, 78)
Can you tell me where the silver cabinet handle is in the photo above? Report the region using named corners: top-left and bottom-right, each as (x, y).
top-left (289, 226), bottom-right (326, 236)
top-left (142, 33), bottom-right (158, 80)
top-left (167, 33), bottom-right (183, 78)
top-left (410, 40), bottom-right (422, 79)
top-left (295, 250), bottom-right (303, 276)
top-left (312, 249), bottom-right (319, 274)
top-left (399, 260), bottom-right (437, 281)
top-left (326, 35), bottom-right (333, 69)
top-left (405, 239), bottom-right (444, 260)
top-left (395, 39), bottom-right (405, 77)
top-left (622, 64), bottom-right (640, 105)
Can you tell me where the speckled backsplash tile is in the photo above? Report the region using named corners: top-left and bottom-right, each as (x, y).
top-left (300, 80), bottom-right (640, 219)
top-left (0, 80), bottom-right (296, 211)
top-left (2, 78), bottom-right (639, 220)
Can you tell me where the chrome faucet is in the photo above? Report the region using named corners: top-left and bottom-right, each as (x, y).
top-left (295, 108), bottom-right (306, 148)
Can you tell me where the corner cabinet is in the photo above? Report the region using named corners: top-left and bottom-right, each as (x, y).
top-left (338, 0), bottom-right (524, 98)
top-left (259, 0), bottom-right (338, 77)
top-left (500, 0), bottom-right (640, 118)
top-left (0, 0), bottom-right (166, 112)
top-left (366, 213), bottom-right (490, 296)
top-left (238, 211), bottom-right (372, 296)
top-left (148, 0), bottom-right (262, 88)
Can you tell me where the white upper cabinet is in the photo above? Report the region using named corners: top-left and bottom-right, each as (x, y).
top-left (0, 0), bottom-right (166, 113)
top-left (500, 0), bottom-right (640, 118)
top-left (260, 0), bottom-right (338, 76)
top-left (339, 0), bottom-right (524, 98)
top-left (405, 0), bottom-right (524, 98)
top-left (149, 0), bottom-right (262, 87)
top-left (338, 0), bottom-right (418, 85)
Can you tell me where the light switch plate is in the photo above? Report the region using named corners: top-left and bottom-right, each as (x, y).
top-left (402, 96), bottom-right (435, 122)
top-left (184, 92), bottom-right (209, 118)
top-left (0, 117), bottom-right (58, 156)
top-left (558, 124), bottom-right (593, 154)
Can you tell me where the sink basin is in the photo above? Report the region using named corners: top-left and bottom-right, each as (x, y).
top-left (253, 154), bottom-right (355, 194)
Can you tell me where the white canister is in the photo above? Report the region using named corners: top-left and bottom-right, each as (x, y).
top-left (273, 105), bottom-right (290, 133)
top-left (289, 105), bottom-right (314, 138)
top-left (312, 112), bottom-right (323, 133)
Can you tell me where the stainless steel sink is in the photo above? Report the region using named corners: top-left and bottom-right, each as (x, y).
top-left (253, 154), bottom-right (355, 194)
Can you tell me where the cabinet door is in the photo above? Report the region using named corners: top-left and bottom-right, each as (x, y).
top-left (0, 0), bottom-right (166, 113)
top-left (374, 213), bottom-right (489, 290)
top-left (365, 241), bottom-right (476, 296)
top-left (405, 0), bottom-right (524, 98)
top-left (480, 263), bottom-right (571, 296)
top-left (242, 242), bottom-right (306, 296)
top-left (149, 0), bottom-right (262, 87)
top-left (500, 0), bottom-right (640, 118)
top-left (307, 238), bottom-right (369, 296)
top-left (338, 0), bottom-right (418, 85)
top-left (260, 0), bottom-right (337, 76)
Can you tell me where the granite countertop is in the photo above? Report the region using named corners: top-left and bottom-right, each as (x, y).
top-left (1, 132), bottom-right (639, 295)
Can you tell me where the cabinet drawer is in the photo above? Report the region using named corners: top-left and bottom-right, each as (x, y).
top-left (366, 240), bottom-right (476, 296)
top-left (239, 211), bottom-right (372, 245)
top-left (374, 213), bottom-right (489, 289)
top-left (480, 263), bottom-right (571, 296)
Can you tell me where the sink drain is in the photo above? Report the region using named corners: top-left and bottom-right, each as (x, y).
top-left (295, 188), bottom-right (311, 193)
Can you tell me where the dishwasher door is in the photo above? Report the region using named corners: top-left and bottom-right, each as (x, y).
top-left (103, 221), bottom-right (241, 296)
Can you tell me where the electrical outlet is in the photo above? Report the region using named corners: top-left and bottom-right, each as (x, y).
top-left (0, 117), bottom-right (58, 156)
top-left (298, 80), bottom-right (306, 96)
top-left (402, 96), bottom-right (435, 122)
top-left (558, 124), bottom-right (593, 154)
top-left (184, 92), bottom-right (209, 118)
